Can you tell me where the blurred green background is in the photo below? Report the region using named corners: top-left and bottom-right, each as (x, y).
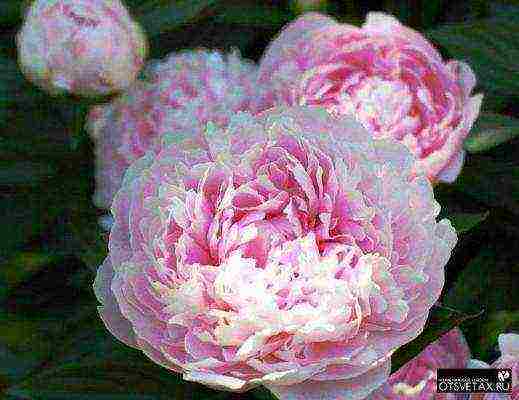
top-left (1, 0), bottom-right (518, 398)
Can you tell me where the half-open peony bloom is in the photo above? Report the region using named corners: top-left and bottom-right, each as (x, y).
top-left (258, 12), bottom-right (483, 183)
top-left (17, 0), bottom-right (147, 96)
top-left (94, 106), bottom-right (457, 399)
top-left (370, 328), bottom-right (470, 399)
top-left (469, 333), bottom-right (519, 400)
top-left (88, 49), bottom-right (268, 209)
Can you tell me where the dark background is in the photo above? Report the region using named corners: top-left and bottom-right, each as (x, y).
top-left (1, 0), bottom-right (518, 398)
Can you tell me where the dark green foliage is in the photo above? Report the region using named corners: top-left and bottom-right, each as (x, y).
top-left (427, 5), bottom-right (519, 111)
top-left (0, 1), bottom-right (518, 399)
top-left (465, 113), bottom-right (519, 153)
top-left (391, 306), bottom-right (485, 372)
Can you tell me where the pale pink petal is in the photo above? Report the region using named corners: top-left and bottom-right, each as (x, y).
top-left (498, 334), bottom-right (519, 357)
top-left (266, 358), bottom-right (391, 400)
top-left (437, 150), bottom-right (465, 183)
top-left (93, 257), bottom-right (137, 348)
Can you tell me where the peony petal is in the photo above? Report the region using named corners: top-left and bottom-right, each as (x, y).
top-left (266, 358), bottom-right (390, 400)
top-left (183, 370), bottom-right (251, 392)
top-left (93, 257), bottom-right (137, 348)
top-left (498, 333), bottom-right (519, 358)
top-left (363, 12), bottom-right (444, 64)
top-left (436, 150), bottom-right (465, 183)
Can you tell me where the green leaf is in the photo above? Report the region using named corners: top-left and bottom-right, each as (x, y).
top-left (67, 216), bottom-right (107, 273)
top-left (136, 0), bottom-right (219, 37)
top-left (0, 311), bottom-right (54, 358)
top-left (291, 0), bottom-right (329, 14)
top-left (427, 11), bottom-right (519, 110)
top-left (0, 251), bottom-right (60, 301)
top-left (474, 311), bottom-right (519, 360)
top-left (252, 387), bottom-right (278, 400)
top-left (0, 311), bottom-right (58, 383)
top-left (0, 191), bottom-right (59, 257)
top-left (0, 160), bottom-right (56, 186)
top-left (448, 211), bottom-right (489, 233)
top-left (66, 175), bottom-right (108, 272)
top-left (0, 344), bottom-right (41, 386)
top-left (445, 247), bottom-right (519, 359)
top-left (450, 156), bottom-right (519, 215)
top-left (446, 249), bottom-right (519, 314)
top-left (0, 81), bottom-right (72, 161)
top-left (0, 0), bottom-right (26, 27)
top-left (391, 305), bottom-right (484, 372)
top-left (465, 113), bottom-right (519, 153)
top-left (0, 56), bottom-right (47, 110)
top-left (0, 152), bottom-right (93, 256)
top-left (212, 3), bottom-right (291, 26)
top-left (421, 0), bottom-right (445, 29)
top-left (5, 307), bottom-right (224, 400)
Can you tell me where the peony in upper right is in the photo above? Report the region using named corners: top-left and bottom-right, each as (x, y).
top-left (258, 12), bottom-right (483, 184)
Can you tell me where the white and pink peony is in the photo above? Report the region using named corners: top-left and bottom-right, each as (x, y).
top-left (258, 12), bottom-right (483, 183)
top-left (94, 106), bottom-right (457, 399)
top-left (17, 0), bottom-right (147, 96)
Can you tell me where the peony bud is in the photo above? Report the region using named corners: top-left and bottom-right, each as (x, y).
top-left (17, 0), bottom-right (147, 96)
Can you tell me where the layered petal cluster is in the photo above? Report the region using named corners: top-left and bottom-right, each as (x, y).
top-left (17, 0), bottom-right (147, 96)
top-left (469, 333), bottom-right (519, 400)
top-left (88, 49), bottom-right (269, 208)
top-left (94, 106), bottom-right (457, 399)
top-left (370, 328), bottom-right (470, 399)
top-left (258, 12), bottom-right (483, 183)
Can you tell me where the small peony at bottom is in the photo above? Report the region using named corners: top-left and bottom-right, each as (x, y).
top-left (369, 328), bottom-right (470, 399)
top-left (468, 333), bottom-right (519, 400)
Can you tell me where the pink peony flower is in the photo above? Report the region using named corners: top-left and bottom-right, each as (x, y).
top-left (469, 333), bottom-right (519, 400)
top-left (17, 0), bottom-right (147, 96)
top-left (370, 328), bottom-right (470, 399)
top-left (94, 106), bottom-right (457, 399)
top-left (88, 49), bottom-right (269, 209)
top-left (258, 12), bottom-right (483, 183)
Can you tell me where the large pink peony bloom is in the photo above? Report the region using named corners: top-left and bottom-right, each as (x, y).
top-left (17, 0), bottom-right (147, 96)
top-left (469, 333), bottom-right (519, 400)
top-left (94, 106), bottom-right (457, 399)
top-left (88, 49), bottom-right (269, 209)
top-left (258, 12), bottom-right (483, 183)
top-left (370, 328), bottom-right (470, 399)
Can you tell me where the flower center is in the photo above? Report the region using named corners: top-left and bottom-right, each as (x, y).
top-left (343, 77), bottom-right (416, 138)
